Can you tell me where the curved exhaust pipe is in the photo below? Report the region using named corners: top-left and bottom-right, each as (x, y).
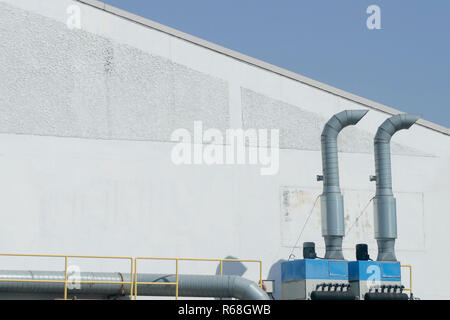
top-left (0, 270), bottom-right (269, 300)
top-left (372, 114), bottom-right (420, 261)
top-left (319, 109), bottom-right (369, 260)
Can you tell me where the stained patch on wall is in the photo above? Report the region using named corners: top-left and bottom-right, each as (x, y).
top-left (0, 3), bottom-right (229, 141)
top-left (280, 187), bottom-right (425, 252)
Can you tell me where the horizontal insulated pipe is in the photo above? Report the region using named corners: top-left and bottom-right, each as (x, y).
top-left (0, 271), bottom-right (269, 300)
top-left (319, 109), bottom-right (369, 260)
top-left (373, 114), bottom-right (420, 261)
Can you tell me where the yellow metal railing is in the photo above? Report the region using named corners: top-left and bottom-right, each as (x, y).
top-left (0, 253), bottom-right (263, 300)
top-left (0, 253), bottom-right (134, 300)
top-left (133, 257), bottom-right (263, 300)
top-left (401, 264), bottom-right (413, 295)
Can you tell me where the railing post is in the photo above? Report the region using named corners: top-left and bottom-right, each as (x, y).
top-left (130, 258), bottom-right (134, 299)
top-left (220, 260), bottom-right (223, 300)
top-left (134, 258), bottom-right (138, 300)
top-left (175, 259), bottom-right (179, 300)
top-left (259, 261), bottom-right (262, 288)
top-left (410, 266), bottom-right (412, 294)
top-left (64, 256), bottom-right (68, 300)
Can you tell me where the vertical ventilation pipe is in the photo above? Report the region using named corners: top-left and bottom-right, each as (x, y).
top-left (319, 110), bottom-right (369, 260)
top-left (372, 114), bottom-right (420, 261)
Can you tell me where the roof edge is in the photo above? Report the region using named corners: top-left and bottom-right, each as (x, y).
top-left (77, 0), bottom-right (449, 136)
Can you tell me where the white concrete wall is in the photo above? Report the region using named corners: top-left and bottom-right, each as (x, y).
top-left (0, 0), bottom-right (449, 299)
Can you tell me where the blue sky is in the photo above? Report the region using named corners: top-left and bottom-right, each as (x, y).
top-left (102, 0), bottom-right (450, 128)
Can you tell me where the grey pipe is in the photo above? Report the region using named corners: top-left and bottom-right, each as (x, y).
top-left (0, 270), bottom-right (269, 300)
top-left (372, 114), bottom-right (420, 261)
top-left (319, 109), bottom-right (369, 260)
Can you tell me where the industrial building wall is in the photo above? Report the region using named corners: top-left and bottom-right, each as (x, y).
top-left (0, 0), bottom-right (449, 299)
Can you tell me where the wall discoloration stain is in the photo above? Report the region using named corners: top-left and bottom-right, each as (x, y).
top-left (242, 88), bottom-right (430, 155)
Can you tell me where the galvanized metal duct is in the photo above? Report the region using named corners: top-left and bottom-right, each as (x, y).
top-left (0, 270), bottom-right (269, 300)
top-left (372, 114), bottom-right (420, 261)
top-left (319, 109), bottom-right (369, 260)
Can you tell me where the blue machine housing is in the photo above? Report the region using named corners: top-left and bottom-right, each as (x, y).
top-left (281, 259), bottom-right (348, 282)
top-left (348, 261), bottom-right (401, 282)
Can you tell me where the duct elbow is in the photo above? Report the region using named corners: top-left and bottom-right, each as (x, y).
top-left (321, 109), bottom-right (369, 190)
top-left (375, 114), bottom-right (420, 142)
top-left (229, 276), bottom-right (270, 300)
top-left (400, 114), bottom-right (421, 128)
top-left (321, 109), bottom-right (369, 139)
top-left (341, 109), bottom-right (370, 126)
